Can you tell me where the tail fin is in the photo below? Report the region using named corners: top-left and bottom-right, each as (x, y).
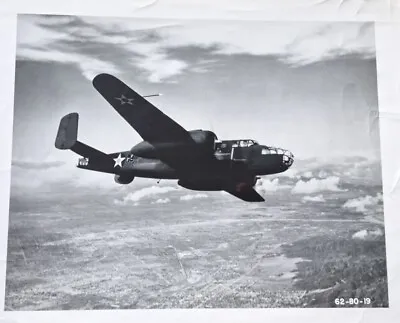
top-left (55, 112), bottom-right (78, 150)
top-left (55, 113), bottom-right (116, 173)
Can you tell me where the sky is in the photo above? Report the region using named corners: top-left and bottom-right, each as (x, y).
top-left (11, 15), bottom-right (381, 189)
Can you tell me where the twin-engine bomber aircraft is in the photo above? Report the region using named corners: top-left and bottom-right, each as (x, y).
top-left (55, 73), bottom-right (294, 202)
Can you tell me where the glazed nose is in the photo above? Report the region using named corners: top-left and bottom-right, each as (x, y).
top-left (282, 150), bottom-right (294, 167)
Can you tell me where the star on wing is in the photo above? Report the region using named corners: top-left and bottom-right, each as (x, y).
top-left (115, 94), bottom-right (134, 105)
top-left (113, 153), bottom-right (126, 168)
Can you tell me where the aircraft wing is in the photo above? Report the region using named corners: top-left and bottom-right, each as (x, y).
top-left (92, 73), bottom-right (200, 172)
top-left (225, 185), bottom-right (265, 202)
top-left (92, 73), bottom-right (195, 146)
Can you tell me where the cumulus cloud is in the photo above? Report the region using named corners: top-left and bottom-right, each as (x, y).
top-left (115, 185), bottom-right (177, 205)
top-left (280, 168), bottom-right (299, 178)
top-left (256, 178), bottom-right (291, 193)
top-left (352, 228), bottom-right (383, 240)
top-left (180, 193), bottom-right (208, 201)
top-left (292, 176), bottom-right (344, 194)
top-left (343, 193), bottom-right (383, 213)
top-left (302, 194), bottom-right (325, 202)
top-left (301, 171), bottom-right (313, 179)
top-left (317, 170), bottom-right (329, 178)
top-left (152, 198), bottom-right (171, 204)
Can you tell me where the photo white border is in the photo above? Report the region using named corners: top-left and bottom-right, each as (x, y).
top-left (1, 1), bottom-right (400, 322)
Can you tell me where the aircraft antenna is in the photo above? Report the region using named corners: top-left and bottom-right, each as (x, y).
top-left (143, 93), bottom-right (162, 98)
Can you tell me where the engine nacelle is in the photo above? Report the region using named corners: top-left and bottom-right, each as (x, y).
top-left (114, 174), bottom-right (135, 185)
top-left (189, 130), bottom-right (217, 155)
top-left (130, 130), bottom-right (217, 159)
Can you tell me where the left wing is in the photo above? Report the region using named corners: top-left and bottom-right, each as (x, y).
top-left (92, 73), bottom-right (201, 172)
top-left (225, 185), bottom-right (265, 202)
top-left (92, 73), bottom-right (195, 146)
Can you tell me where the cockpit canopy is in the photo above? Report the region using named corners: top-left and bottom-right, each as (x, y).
top-left (232, 139), bottom-right (259, 147)
top-left (215, 139), bottom-right (258, 152)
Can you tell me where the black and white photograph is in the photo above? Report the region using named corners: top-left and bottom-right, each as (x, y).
top-left (5, 14), bottom-right (388, 310)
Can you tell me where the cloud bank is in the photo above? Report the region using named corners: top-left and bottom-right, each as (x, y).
top-left (343, 193), bottom-right (383, 213)
top-left (17, 15), bottom-right (375, 83)
top-left (115, 185), bottom-right (177, 205)
top-left (180, 193), bottom-right (208, 201)
top-left (292, 176), bottom-right (344, 194)
top-left (152, 198), bottom-right (171, 204)
top-left (302, 194), bottom-right (326, 202)
top-left (12, 159), bottom-right (65, 170)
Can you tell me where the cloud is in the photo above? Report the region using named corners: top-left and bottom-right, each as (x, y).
top-left (180, 193), bottom-right (208, 201)
top-left (352, 228), bottom-right (383, 240)
top-left (292, 176), bottom-right (344, 194)
top-left (158, 21), bottom-right (375, 64)
top-left (300, 171), bottom-right (313, 179)
top-left (17, 19), bottom-right (119, 80)
top-left (256, 178), bottom-right (290, 192)
top-left (302, 194), bottom-right (325, 202)
top-left (17, 15), bottom-right (186, 83)
top-left (12, 159), bottom-right (65, 169)
top-left (343, 193), bottom-right (383, 213)
top-left (17, 15), bottom-right (375, 83)
top-left (318, 170), bottom-right (329, 178)
top-left (115, 185), bottom-right (177, 204)
top-left (152, 198), bottom-right (171, 204)
top-left (280, 168), bottom-right (299, 178)
top-left (134, 50), bottom-right (188, 83)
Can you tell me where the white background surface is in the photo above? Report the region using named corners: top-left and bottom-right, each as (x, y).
top-left (1, 1), bottom-right (400, 322)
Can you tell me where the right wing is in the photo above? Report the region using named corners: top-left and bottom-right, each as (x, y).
top-left (92, 73), bottom-right (195, 146)
top-left (225, 185), bottom-right (265, 202)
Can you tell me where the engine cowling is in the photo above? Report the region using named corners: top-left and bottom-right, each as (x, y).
top-left (114, 174), bottom-right (135, 184)
top-left (189, 130), bottom-right (217, 156)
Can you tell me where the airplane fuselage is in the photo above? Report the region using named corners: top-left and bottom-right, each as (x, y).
top-left (78, 138), bottom-right (294, 188)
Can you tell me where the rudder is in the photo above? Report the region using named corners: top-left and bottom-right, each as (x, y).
top-left (55, 112), bottom-right (78, 150)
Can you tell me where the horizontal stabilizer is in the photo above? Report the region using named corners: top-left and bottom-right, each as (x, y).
top-left (71, 141), bottom-right (113, 161)
top-left (55, 112), bottom-right (78, 150)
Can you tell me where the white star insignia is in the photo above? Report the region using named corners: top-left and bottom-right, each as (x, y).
top-left (115, 94), bottom-right (134, 105)
top-left (113, 154), bottom-right (125, 168)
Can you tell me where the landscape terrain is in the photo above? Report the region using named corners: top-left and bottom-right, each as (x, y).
top-left (5, 156), bottom-right (387, 309)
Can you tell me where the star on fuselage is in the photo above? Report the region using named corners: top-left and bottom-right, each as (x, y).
top-left (113, 154), bottom-right (125, 168)
top-left (115, 94), bottom-right (134, 105)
